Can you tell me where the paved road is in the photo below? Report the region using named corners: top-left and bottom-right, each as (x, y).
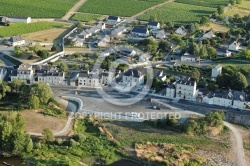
top-left (0, 53), bottom-right (15, 66)
top-left (62, 0), bottom-right (87, 20)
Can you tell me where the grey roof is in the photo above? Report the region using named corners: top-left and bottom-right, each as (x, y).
top-left (148, 21), bottom-right (159, 26)
top-left (10, 69), bottom-right (17, 76)
top-left (9, 36), bottom-right (24, 42)
top-left (198, 88), bottom-right (210, 96)
top-left (217, 47), bottom-right (230, 54)
top-left (233, 91), bottom-right (246, 101)
top-left (47, 72), bottom-right (64, 76)
top-left (166, 83), bottom-right (175, 89)
top-left (132, 27), bottom-right (148, 34)
top-left (18, 64), bottom-right (32, 70)
top-left (108, 16), bottom-right (119, 21)
top-left (214, 91), bottom-right (234, 99)
top-left (176, 78), bottom-right (195, 86)
top-left (118, 47), bottom-right (136, 55)
top-left (123, 69), bottom-right (142, 78)
top-left (79, 71), bottom-right (89, 77)
top-left (214, 64), bottom-right (222, 69)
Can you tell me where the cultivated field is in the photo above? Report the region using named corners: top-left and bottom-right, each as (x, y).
top-left (78, 0), bottom-right (166, 17)
top-left (0, 22), bottom-right (68, 37)
top-left (175, 0), bottom-right (230, 8)
top-left (139, 2), bottom-right (216, 23)
top-left (22, 23), bottom-right (71, 42)
top-left (0, 0), bottom-right (78, 18)
top-left (71, 13), bottom-right (104, 23)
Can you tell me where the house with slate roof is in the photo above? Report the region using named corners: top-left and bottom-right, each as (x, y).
top-left (148, 21), bottom-right (160, 30)
top-left (175, 77), bottom-right (198, 101)
top-left (7, 36), bottom-right (25, 46)
top-left (107, 16), bottom-right (121, 24)
top-left (122, 69), bottom-right (144, 87)
top-left (131, 27), bottom-right (149, 37)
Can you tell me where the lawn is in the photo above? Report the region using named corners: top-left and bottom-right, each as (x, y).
top-left (139, 2), bottom-right (216, 23)
top-left (200, 22), bottom-right (230, 33)
top-left (236, 0), bottom-right (250, 10)
top-left (0, 22), bottom-right (68, 37)
top-left (70, 13), bottom-right (104, 23)
top-left (175, 0), bottom-right (230, 8)
top-left (224, 6), bottom-right (250, 17)
top-left (78, 0), bottom-right (166, 17)
top-left (0, 0), bottom-right (78, 18)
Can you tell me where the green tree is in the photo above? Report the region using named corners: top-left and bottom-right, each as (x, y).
top-left (142, 38), bottom-right (158, 53)
top-left (28, 95), bottom-right (40, 109)
top-left (77, 21), bottom-right (83, 29)
top-left (51, 45), bottom-right (57, 52)
top-left (37, 50), bottom-right (49, 59)
top-left (1, 121), bottom-right (13, 151)
top-left (152, 77), bottom-right (163, 92)
top-left (191, 43), bottom-right (200, 57)
top-left (10, 79), bottom-right (23, 92)
top-left (191, 69), bottom-right (200, 83)
top-left (217, 6), bottom-right (224, 15)
top-left (42, 128), bottom-right (54, 142)
top-left (205, 111), bottom-right (224, 127)
top-left (25, 135), bottom-right (33, 152)
top-left (59, 63), bottom-right (68, 72)
top-left (13, 113), bottom-right (25, 131)
top-left (14, 46), bottom-right (22, 57)
top-left (200, 46), bottom-right (208, 58)
top-left (31, 83), bottom-right (53, 104)
top-left (230, 72), bottom-right (248, 90)
top-left (93, 52), bottom-right (99, 59)
top-left (200, 16), bottom-right (211, 26)
top-left (216, 73), bottom-right (231, 88)
top-left (207, 46), bottom-right (217, 57)
top-left (158, 40), bottom-right (170, 51)
top-left (188, 23), bottom-right (196, 34)
top-left (241, 50), bottom-right (250, 59)
top-left (0, 81), bottom-right (11, 100)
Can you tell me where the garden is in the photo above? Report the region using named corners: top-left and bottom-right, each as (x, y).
top-left (138, 2), bottom-right (216, 23)
top-left (0, 22), bottom-right (67, 37)
top-left (0, 0), bottom-right (78, 18)
top-left (78, 0), bottom-right (165, 17)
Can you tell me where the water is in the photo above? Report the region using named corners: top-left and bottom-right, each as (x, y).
top-left (0, 157), bottom-right (27, 166)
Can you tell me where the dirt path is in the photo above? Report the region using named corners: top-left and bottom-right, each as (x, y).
top-left (224, 122), bottom-right (247, 166)
top-left (62, 0), bottom-right (87, 20)
top-left (28, 98), bottom-right (77, 137)
top-left (131, 0), bottom-right (174, 19)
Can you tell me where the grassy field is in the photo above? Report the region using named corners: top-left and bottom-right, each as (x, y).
top-left (175, 0), bottom-right (230, 8)
top-left (0, 22), bottom-right (68, 37)
top-left (200, 22), bottom-right (230, 32)
top-left (78, 0), bottom-right (166, 17)
top-left (139, 2), bottom-right (216, 23)
top-left (71, 13), bottom-right (104, 23)
top-left (236, 0), bottom-right (250, 10)
top-left (0, 0), bottom-right (78, 18)
top-left (224, 6), bottom-right (250, 17)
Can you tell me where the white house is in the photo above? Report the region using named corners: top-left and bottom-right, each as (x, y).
top-left (217, 47), bottom-right (232, 57)
top-left (233, 91), bottom-right (247, 109)
top-left (181, 52), bottom-right (196, 62)
top-left (96, 35), bottom-right (110, 47)
top-left (35, 70), bottom-right (65, 85)
top-left (156, 30), bottom-right (166, 39)
top-left (202, 29), bottom-right (215, 39)
top-left (107, 16), bottom-right (121, 24)
top-left (78, 69), bottom-right (111, 87)
top-left (72, 35), bottom-right (85, 47)
top-left (131, 27), bottom-right (149, 37)
top-left (100, 47), bottom-right (116, 57)
top-left (118, 47), bottom-right (136, 56)
top-left (111, 26), bottom-right (127, 36)
top-left (175, 26), bottom-right (187, 35)
top-left (211, 64), bottom-right (222, 78)
top-left (79, 30), bottom-right (92, 39)
top-left (0, 67), bottom-right (7, 81)
top-left (166, 83), bottom-right (176, 98)
top-left (1, 16), bottom-right (31, 24)
top-left (148, 21), bottom-right (160, 30)
top-left (122, 69), bottom-right (144, 87)
top-left (213, 91), bottom-right (233, 107)
top-left (156, 70), bottom-right (166, 82)
top-left (10, 64), bottom-right (34, 84)
top-left (175, 78), bottom-right (198, 101)
top-left (202, 92), bottom-right (214, 105)
top-left (7, 36), bottom-right (25, 46)
top-left (228, 41), bottom-right (240, 51)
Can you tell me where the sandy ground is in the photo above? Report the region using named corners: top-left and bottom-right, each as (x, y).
top-left (22, 26), bottom-right (70, 43)
top-left (20, 110), bottom-right (67, 133)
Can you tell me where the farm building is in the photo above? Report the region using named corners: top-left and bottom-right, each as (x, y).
top-left (7, 36), bottom-right (25, 46)
top-left (0, 16), bottom-right (31, 24)
top-left (131, 27), bottom-right (149, 37)
top-left (148, 21), bottom-right (160, 30)
top-left (107, 16), bottom-right (121, 24)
